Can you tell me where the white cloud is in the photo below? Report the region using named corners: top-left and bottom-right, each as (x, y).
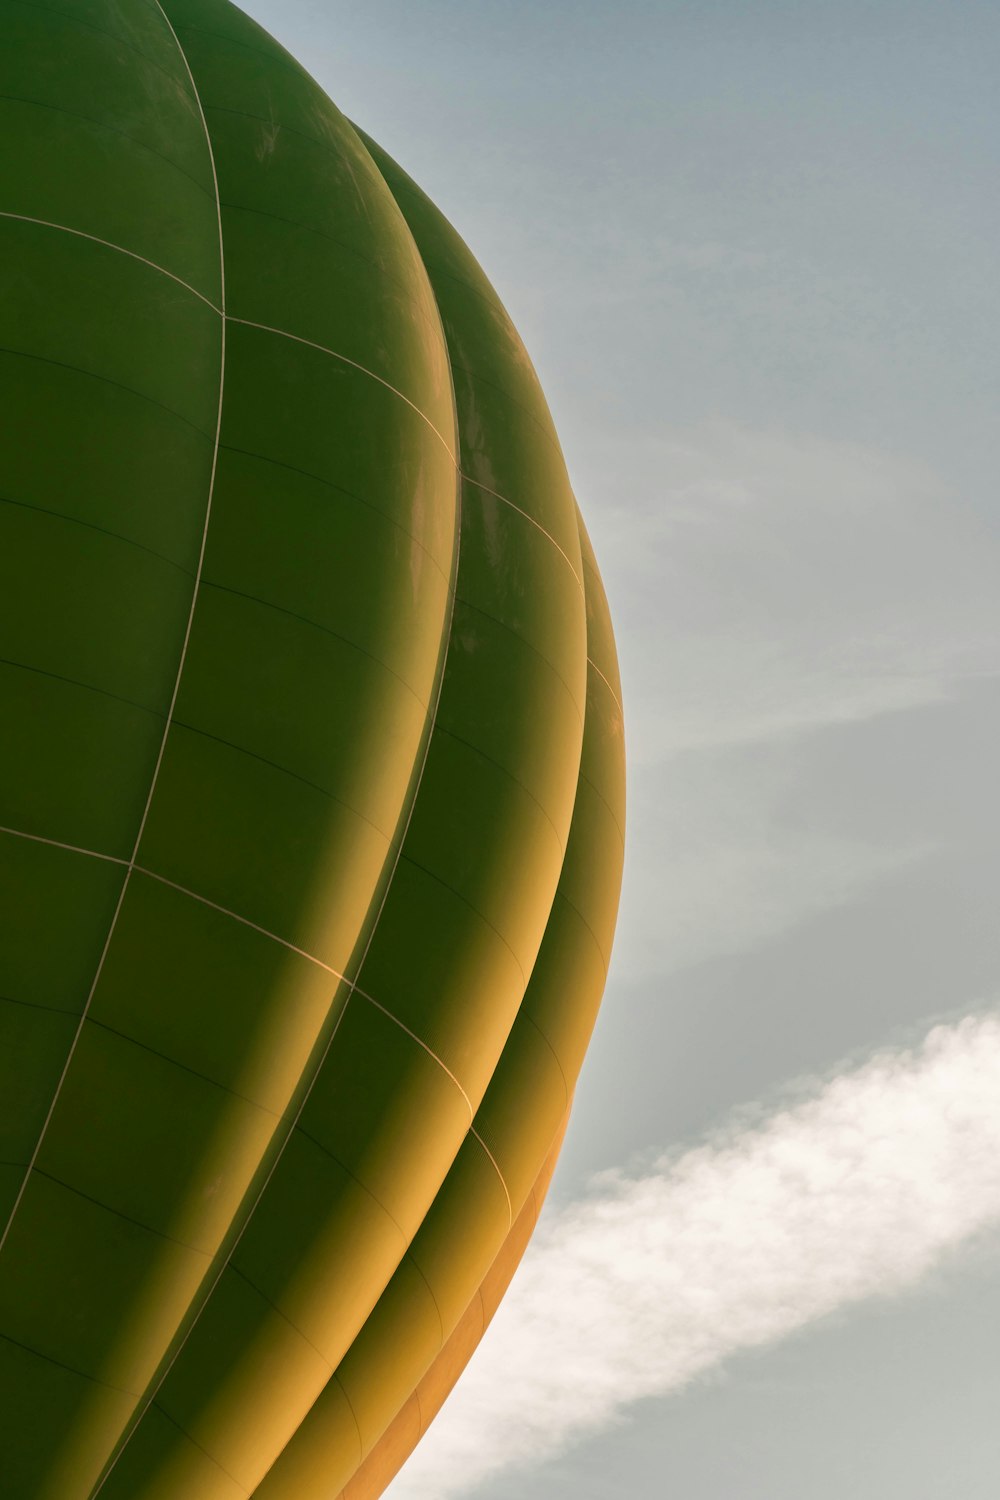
top-left (389, 1012), bottom-right (1000, 1499)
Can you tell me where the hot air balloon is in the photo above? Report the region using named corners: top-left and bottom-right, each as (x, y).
top-left (0, 1), bottom-right (625, 1496)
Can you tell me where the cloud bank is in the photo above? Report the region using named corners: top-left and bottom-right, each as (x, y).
top-left (389, 1012), bottom-right (1000, 1498)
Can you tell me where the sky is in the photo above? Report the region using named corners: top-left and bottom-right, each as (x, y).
top-left (240, 3), bottom-right (1000, 1494)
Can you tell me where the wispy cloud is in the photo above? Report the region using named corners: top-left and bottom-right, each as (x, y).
top-left (389, 1012), bottom-right (1000, 1499)
top-left (579, 424), bottom-right (1000, 762)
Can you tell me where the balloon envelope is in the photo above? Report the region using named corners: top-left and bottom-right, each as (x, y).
top-left (0, 2), bottom-right (625, 1495)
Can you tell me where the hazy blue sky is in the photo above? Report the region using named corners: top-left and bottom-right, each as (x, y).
top-left (244, 4), bottom-right (1000, 1495)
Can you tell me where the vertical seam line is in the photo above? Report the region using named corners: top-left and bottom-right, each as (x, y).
top-left (0, 3), bottom-right (227, 1281)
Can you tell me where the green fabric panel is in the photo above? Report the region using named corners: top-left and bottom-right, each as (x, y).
top-left (472, 1023), bottom-right (570, 1210)
top-left (347, 857), bottom-right (526, 1100)
top-left (578, 511), bottom-right (625, 703)
top-left (357, 129), bottom-right (583, 571)
top-left (451, 365), bottom-right (582, 558)
top-left (0, 483), bottom-right (195, 713)
top-left (88, 875), bottom-right (347, 1115)
top-left (0, 665), bottom-right (158, 856)
top-left (0, 836), bottom-right (124, 1011)
top-left (166, 0), bottom-right (313, 72)
top-left (152, 1268), bottom-right (333, 1492)
top-left (219, 319), bottom-right (456, 568)
top-left (0, 1164), bottom-right (21, 1230)
top-left (0, 92), bottom-right (219, 299)
top-left (438, 599), bottom-right (582, 850)
top-left (0, 0), bottom-right (217, 203)
top-left (0, 1334), bottom-right (136, 1500)
top-left (251, 1376), bottom-right (361, 1500)
top-left (230, 1130), bottom-right (407, 1365)
top-left (554, 779), bottom-right (625, 972)
top-left (258, 501), bottom-right (625, 1496)
top-left (581, 664), bottom-right (628, 839)
top-left (0, 4), bottom-right (224, 1481)
top-left (456, 485), bottom-right (587, 708)
top-left (148, 83), bottom-right (590, 1485)
top-left (0, 1000), bottom-right (78, 1165)
top-left (96, 1400), bottom-right (251, 1500)
top-left (202, 450), bottom-right (451, 700)
top-left (399, 731), bottom-right (565, 980)
top-left (1, 215), bottom-right (220, 433)
top-left (135, 725), bottom-right (391, 969)
top-left (219, 201), bottom-right (448, 415)
top-left (167, 15), bottom-right (372, 170)
top-left (0, 2), bottom-right (624, 1494)
top-left (294, 1003), bottom-right (473, 1241)
top-left (172, 586), bottom-right (429, 840)
top-left (404, 1135), bottom-right (511, 1333)
top-left (140, 1009), bottom-right (469, 1488)
top-left (335, 1257), bottom-right (443, 1459)
top-left (0, 1170), bottom-right (211, 1393)
top-left (36, 1023), bottom-right (280, 1254)
top-left (516, 892), bottom-right (610, 1088)
top-left (0, 351), bottom-right (215, 572)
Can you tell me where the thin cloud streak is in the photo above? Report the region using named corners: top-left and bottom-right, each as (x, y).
top-left (390, 1012), bottom-right (1000, 1498)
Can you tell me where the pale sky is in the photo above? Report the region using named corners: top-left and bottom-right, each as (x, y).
top-left (243, 3), bottom-right (1000, 1495)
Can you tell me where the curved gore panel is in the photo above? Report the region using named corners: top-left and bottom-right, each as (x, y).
top-left (251, 502), bottom-right (624, 1500)
top-left (0, 1), bottom-right (622, 1497)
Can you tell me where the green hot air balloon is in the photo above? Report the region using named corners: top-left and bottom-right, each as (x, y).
top-left (0, 1), bottom-right (625, 1495)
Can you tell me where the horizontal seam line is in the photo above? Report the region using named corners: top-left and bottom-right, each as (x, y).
top-left (0, 90), bottom-right (214, 198)
top-left (0, 846), bottom-right (496, 1118)
top-left (168, 718), bottom-right (396, 844)
top-left (401, 1250), bottom-right (446, 1346)
top-left (0, 653), bottom-right (165, 717)
top-left (200, 579), bottom-right (431, 711)
top-left (225, 1261), bottom-right (333, 1370)
top-left (450, 358), bottom-right (568, 462)
top-left (452, 596), bottom-right (585, 725)
top-left (556, 890), bottom-right (611, 973)
top-left (31, 1166), bottom-right (215, 1256)
top-left (332, 1371), bottom-right (365, 1464)
top-left (291, 1125), bottom-right (410, 1243)
top-left (0, 990), bottom-right (80, 1017)
top-left (368, 171), bottom-right (509, 314)
top-left (130, 867), bottom-right (348, 977)
top-left (227, 317), bottom-right (457, 463)
top-left (0, 824), bottom-right (128, 864)
top-left (460, 474), bottom-right (584, 590)
top-left (587, 656), bottom-right (624, 716)
top-left (0, 491), bottom-right (197, 577)
top-left (217, 444), bottom-right (452, 576)
top-left (0, 210), bottom-right (221, 310)
top-left (0, 1330), bottom-right (136, 1393)
top-left (6, 0), bottom-right (204, 93)
top-left (352, 989), bottom-right (473, 1119)
top-left (217, 200), bottom-right (422, 306)
top-left (468, 1128), bottom-right (513, 1228)
top-left (85, 1016), bottom-right (282, 1117)
top-left (205, 104), bottom-right (387, 197)
top-left (148, 1399), bottom-right (249, 1495)
top-left (433, 723), bottom-right (566, 855)
top-left (578, 771), bottom-right (626, 845)
top-left (521, 1011), bottom-right (572, 1105)
top-left (0, 345), bottom-right (217, 441)
top-left (174, 21), bottom-right (311, 81)
top-left (397, 852), bottom-right (527, 989)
